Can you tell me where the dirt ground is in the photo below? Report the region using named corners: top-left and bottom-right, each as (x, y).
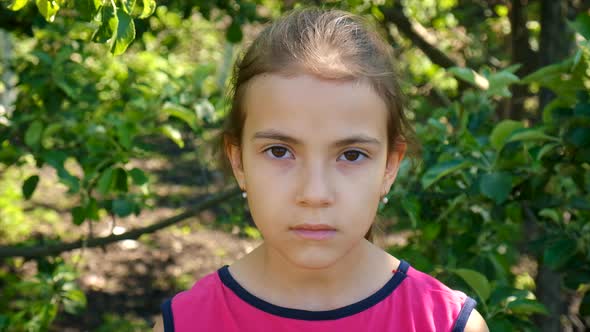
top-left (53, 215), bottom-right (261, 331)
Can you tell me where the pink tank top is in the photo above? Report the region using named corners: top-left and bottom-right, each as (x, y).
top-left (161, 260), bottom-right (476, 331)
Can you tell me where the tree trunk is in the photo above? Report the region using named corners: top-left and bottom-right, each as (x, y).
top-left (508, 0), bottom-right (535, 120)
top-left (538, 0), bottom-right (572, 114)
top-left (534, 0), bottom-right (574, 331)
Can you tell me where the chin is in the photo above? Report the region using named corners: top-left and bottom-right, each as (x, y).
top-left (283, 249), bottom-right (345, 270)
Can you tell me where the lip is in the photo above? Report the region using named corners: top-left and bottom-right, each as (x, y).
top-left (290, 223), bottom-right (337, 231)
top-left (290, 224), bottom-right (337, 240)
top-left (292, 229), bottom-right (337, 240)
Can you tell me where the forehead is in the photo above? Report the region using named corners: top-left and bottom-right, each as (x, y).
top-left (242, 74), bottom-right (389, 142)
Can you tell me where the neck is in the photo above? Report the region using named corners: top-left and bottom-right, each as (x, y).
top-left (236, 239), bottom-right (395, 311)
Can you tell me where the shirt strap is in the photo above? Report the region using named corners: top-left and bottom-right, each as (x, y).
top-left (393, 259), bottom-right (410, 275)
top-left (451, 296), bottom-right (477, 332)
top-left (160, 297), bottom-right (175, 332)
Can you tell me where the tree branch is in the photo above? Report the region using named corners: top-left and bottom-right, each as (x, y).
top-left (379, 5), bottom-right (461, 69)
top-left (0, 187), bottom-right (241, 259)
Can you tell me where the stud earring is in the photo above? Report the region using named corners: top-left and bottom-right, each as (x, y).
top-left (242, 191), bottom-right (247, 199)
top-left (382, 196), bottom-right (388, 204)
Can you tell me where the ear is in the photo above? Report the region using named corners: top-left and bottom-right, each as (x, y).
top-left (381, 140), bottom-right (407, 196)
top-left (224, 136), bottom-right (246, 190)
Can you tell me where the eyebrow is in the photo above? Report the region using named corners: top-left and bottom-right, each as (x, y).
top-left (252, 130), bottom-right (381, 148)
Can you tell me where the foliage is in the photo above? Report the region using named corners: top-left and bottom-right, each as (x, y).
top-left (0, 2), bottom-right (227, 229)
top-left (385, 18), bottom-right (590, 329)
top-left (0, 0), bottom-right (589, 330)
top-left (0, 258), bottom-right (85, 331)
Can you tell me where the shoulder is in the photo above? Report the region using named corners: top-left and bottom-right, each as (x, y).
top-left (464, 309), bottom-right (489, 332)
top-left (158, 269), bottom-right (222, 328)
top-left (152, 316), bottom-right (164, 332)
top-left (402, 266), bottom-right (465, 305)
top-left (399, 264), bottom-right (487, 331)
top-left (174, 269), bottom-right (221, 305)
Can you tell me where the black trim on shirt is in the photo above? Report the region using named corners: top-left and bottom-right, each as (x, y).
top-left (451, 296), bottom-right (477, 332)
top-left (161, 297), bottom-right (175, 332)
top-left (217, 260), bottom-right (410, 321)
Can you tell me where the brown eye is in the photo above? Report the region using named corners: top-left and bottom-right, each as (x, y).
top-left (271, 147), bottom-right (287, 157)
top-left (339, 150), bottom-right (367, 162)
top-left (265, 146), bottom-right (292, 159)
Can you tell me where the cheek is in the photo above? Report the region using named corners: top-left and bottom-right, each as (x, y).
top-left (242, 154), bottom-right (293, 227)
top-left (336, 161), bottom-right (384, 191)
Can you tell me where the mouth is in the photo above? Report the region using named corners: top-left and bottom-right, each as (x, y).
top-left (290, 224), bottom-right (337, 240)
top-left (290, 223), bottom-right (337, 231)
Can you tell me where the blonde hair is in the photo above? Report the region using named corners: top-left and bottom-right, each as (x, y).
top-left (219, 8), bottom-right (418, 242)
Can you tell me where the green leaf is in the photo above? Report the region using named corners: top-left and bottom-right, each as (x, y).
top-left (422, 222), bottom-right (441, 241)
top-left (161, 125), bottom-right (184, 148)
top-left (401, 196), bottom-right (421, 228)
top-left (371, 5), bottom-right (384, 21)
top-left (451, 268), bottom-right (491, 302)
top-left (7, 0), bottom-right (28, 11)
top-left (570, 196), bottom-right (590, 210)
top-left (85, 198), bottom-right (99, 221)
top-left (111, 9), bottom-right (136, 55)
top-left (92, 4), bottom-right (118, 43)
top-left (57, 167), bottom-right (80, 194)
top-left (120, 0), bottom-right (136, 14)
top-left (564, 127), bottom-right (590, 148)
top-left (42, 150), bottom-right (67, 169)
top-left (534, 142), bottom-right (559, 161)
top-left (494, 4), bottom-right (508, 17)
top-left (569, 13), bottom-right (590, 40)
top-left (136, 0), bottom-right (156, 19)
top-left (114, 167), bottom-right (128, 192)
top-left (479, 172), bottom-right (513, 204)
top-left (543, 237), bottom-right (578, 270)
top-left (449, 67), bottom-right (489, 90)
top-left (487, 319), bottom-right (514, 332)
top-left (243, 226), bottom-right (261, 239)
top-left (35, 0), bottom-right (60, 22)
top-left (72, 206), bottom-right (86, 225)
top-left (62, 289), bottom-right (86, 314)
top-left (97, 168), bottom-right (114, 195)
top-left (490, 120), bottom-right (523, 151)
top-left (239, 2), bottom-right (257, 19)
top-left (421, 159), bottom-right (471, 189)
top-left (75, 0), bottom-right (101, 20)
top-left (22, 175), bottom-right (40, 200)
top-left (25, 120), bottom-right (44, 148)
top-left (506, 299), bottom-right (549, 315)
top-left (226, 19), bottom-right (243, 43)
top-left (520, 55), bottom-right (586, 104)
top-left (507, 128), bottom-right (560, 144)
top-left (521, 57), bottom-right (574, 84)
top-left (116, 122), bottom-right (133, 149)
top-left (129, 168), bottom-right (148, 185)
top-left (539, 208), bottom-right (560, 222)
top-left (162, 102), bottom-right (198, 130)
top-left (504, 63), bottom-right (522, 74)
top-left (113, 198), bottom-right (133, 217)
top-left (486, 71), bottom-right (520, 97)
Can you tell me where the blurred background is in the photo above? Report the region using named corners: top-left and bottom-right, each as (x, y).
top-left (0, 0), bottom-right (589, 331)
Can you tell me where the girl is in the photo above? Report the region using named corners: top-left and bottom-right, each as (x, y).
top-left (154, 7), bottom-right (488, 332)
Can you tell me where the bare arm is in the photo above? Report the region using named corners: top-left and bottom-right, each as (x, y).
top-left (153, 316), bottom-right (164, 332)
top-left (464, 309), bottom-right (489, 332)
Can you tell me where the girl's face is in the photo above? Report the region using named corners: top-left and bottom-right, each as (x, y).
top-left (227, 73), bottom-right (405, 269)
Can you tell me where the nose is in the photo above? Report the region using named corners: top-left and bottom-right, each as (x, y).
top-left (295, 160), bottom-right (334, 207)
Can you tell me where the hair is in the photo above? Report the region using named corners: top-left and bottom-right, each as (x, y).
top-left (217, 7), bottom-right (419, 242)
